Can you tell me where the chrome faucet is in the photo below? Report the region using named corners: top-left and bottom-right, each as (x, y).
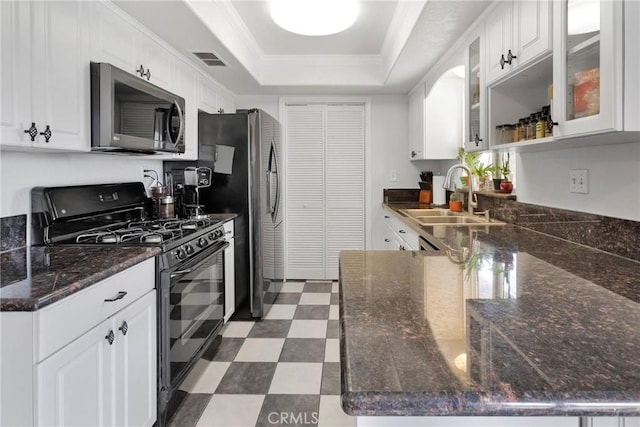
top-left (443, 164), bottom-right (478, 214)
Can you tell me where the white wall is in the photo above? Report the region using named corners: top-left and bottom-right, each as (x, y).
top-left (0, 151), bottom-right (163, 244)
top-left (516, 141), bottom-right (640, 221)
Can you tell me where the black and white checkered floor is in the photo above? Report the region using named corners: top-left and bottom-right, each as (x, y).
top-left (168, 280), bottom-right (356, 427)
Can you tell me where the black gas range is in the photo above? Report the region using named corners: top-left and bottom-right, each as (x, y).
top-left (31, 182), bottom-right (230, 426)
top-left (32, 182), bottom-right (226, 267)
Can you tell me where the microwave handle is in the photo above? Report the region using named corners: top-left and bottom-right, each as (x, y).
top-left (167, 100), bottom-right (184, 146)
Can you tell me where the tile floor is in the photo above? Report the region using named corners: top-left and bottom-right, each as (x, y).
top-left (168, 280), bottom-right (356, 427)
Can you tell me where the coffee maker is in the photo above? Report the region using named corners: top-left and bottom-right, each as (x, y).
top-left (181, 167), bottom-right (212, 219)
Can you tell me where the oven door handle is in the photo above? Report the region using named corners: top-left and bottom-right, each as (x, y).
top-left (170, 268), bottom-right (192, 279)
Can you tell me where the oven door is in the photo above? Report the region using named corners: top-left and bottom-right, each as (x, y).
top-left (159, 241), bottom-right (228, 398)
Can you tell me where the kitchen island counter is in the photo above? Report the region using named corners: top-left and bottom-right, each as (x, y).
top-left (339, 215), bottom-right (640, 417)
top-left (0, 246), bottom-right (160, 311)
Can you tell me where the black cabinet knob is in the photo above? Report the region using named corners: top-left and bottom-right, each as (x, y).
top-left (118, 321), bottom-right (128, 336)
top-left (105, 330), bottom-right (115, 345)
top-left (499, 54), bottom-right (506, 69)
top-left (39, 125), bottom-right (52, 143)
top-left (506, 49), bottom-right (517, 64)
top-left (136, 65), bottom-right (145, 77)
top-left (24, 122), bottom-right (38, 142)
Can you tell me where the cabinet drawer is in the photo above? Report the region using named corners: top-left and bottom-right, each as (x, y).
top-left (384, 209), bottom-right (419, 250)
top-left (35, 259), bottom-right (155, 362)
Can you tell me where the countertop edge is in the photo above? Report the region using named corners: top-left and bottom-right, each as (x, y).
top-left (0, 247), bottom-right (160, 312)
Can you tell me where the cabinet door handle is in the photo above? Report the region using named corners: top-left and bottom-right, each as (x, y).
top-left (105, 330), bottom-right (115, 345)
top-left (506, 49), bottom-right (517, 64)
top-left (217, 108), bottom-right (224, 114)
top-left (384, 239), bottom-right (390, 242)
top-left (143, 68), bottom-right (151, 80)
top-left (499, 54), bottom-right (506, 69)
top-left (399, 245), bottom-right (406, 251)
top-left (411, 150), bottom-right (417, 158)
top-left (39, 125), bottom-right (52, 143)
top-left (118, 321), bottom-right (129, 336)
top-left (104, 291), bottom-right (127, 302)
top-left (384, 215), bottom-right (390, 219)
top-left (474, 134), bottom-right (483, 147)
top-left (546, 115), bottom-right (559, 132)
top-left (399, 230), bottom-right (406, 234)
top-left (24, 122), bottom-right (38, 141)
top-left (136, 65), bottom-right (145, 77)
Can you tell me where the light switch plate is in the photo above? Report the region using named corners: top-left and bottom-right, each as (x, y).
top-left (569, 169), bottom-right (589, 194)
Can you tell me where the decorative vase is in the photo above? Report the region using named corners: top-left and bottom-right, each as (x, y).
top-left (449, 200), bottom-right (463, 212)
top-left (500, 181), bottom-right (513, 194)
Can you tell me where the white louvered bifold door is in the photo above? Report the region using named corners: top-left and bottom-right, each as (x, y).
top-left (325, 106), bottom-right (365, 279)
top-left (285, 104), bottom-right (365, 280)
top-left (286, 105), bottom-right (326, 279)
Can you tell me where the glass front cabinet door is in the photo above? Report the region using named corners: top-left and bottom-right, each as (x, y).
top-left (552, 0), bottom-right (624, 138)
top-left (464, 34), bottom-right (487, 152)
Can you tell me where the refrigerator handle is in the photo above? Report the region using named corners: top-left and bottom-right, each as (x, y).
top-left (266, 169), bottom-right (273, 214)
top-left (271, 139), bottom-right (280, 221)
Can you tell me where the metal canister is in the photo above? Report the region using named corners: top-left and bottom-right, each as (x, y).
top-left (160, 196), bottom-right (175, 219)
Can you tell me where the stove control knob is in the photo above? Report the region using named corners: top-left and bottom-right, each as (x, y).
top-left (215, 229), bottom-right (223, 239)
top-left (208, 232), bottom-right (215, 241)
top-left (197, 237), bottom-right (208, 248)
top-left (185, 244), bottom-right (194, 255)
top-left (175, 248), bottom-right (186, 260)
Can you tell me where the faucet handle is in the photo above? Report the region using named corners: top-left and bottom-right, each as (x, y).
top-left (473, 210), bottom-right (490, 221)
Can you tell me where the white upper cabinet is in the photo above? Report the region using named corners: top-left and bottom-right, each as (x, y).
top-left (409, 83), bottom-right (426, 160)
top-left (172, 58), bottom-right (198, 160)
top-left (90, 1), bottom-right (173, 91)
top-left (197, 73), bottom-right (222, 114)
top-left (485, 0), bottom-right (552, 85)
top-left (424, 70), bottom-right (463, 159)
top-left (410, 66), bottom-right (463, 160)
top-left (552, 0), bottom-right (638, 138)
top-left (1, 1), bottom-right (90, 151)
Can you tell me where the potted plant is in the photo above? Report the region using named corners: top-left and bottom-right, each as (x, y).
top-left (471, 162), bottom-right (493, 190)
top-left (489, 164), bottom-right (503, 190)
top-left (456, 148), bottom-right (480, 188)
top-left (449, 190), bottom-right (463, 212)
top-left (500, 153), bottom-right (513, 194)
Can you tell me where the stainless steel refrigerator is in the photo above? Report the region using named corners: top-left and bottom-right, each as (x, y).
top-left (197, 109), bottom-right (283, 318)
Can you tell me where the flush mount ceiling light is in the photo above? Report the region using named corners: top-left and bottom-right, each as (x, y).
top-left (270, 0), bottom-right (359, 36)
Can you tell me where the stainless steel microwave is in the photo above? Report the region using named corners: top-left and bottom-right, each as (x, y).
top-left (90, 62), bottom-right (185, 154)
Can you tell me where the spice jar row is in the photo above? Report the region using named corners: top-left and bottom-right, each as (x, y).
top-left (495, 105), bottom-right (554, 145)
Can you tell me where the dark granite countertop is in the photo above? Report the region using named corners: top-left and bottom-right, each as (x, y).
top-left (339, 204), bottom-right (640, 416)
top-left (0, 246), bottom-right (159, 311)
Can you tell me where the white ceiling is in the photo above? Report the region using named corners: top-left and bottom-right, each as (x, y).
top-left (230, 1), bottom-right (399, 55)
top-left (114, 0), bottom-right (493, 95)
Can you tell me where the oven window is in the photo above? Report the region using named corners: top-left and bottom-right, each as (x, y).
top-left (169, 248), bottom-right (224, 380)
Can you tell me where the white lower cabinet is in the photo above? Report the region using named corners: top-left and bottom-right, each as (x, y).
top-left (383, 208), bottom-right (419, 251)
top-left (37, 314), bottom-right (114, 426)
top-left (0, 259), bottom-right (156, 426)
top-left (37, 290), bottom-right (156, 426)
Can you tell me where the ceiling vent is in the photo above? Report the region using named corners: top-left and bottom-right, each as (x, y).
top-left (192, 52), bottom-right (226, 67)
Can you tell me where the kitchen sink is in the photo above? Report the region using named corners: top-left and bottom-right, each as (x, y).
top-left (400, 209), bottom-right (452, 217)
top-left (399, 209), bottom-right (506, 226)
